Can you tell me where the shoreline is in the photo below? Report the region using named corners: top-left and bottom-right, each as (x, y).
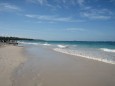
top-left (13, 46), bottom-right (115, 86)
top-left (0, 45), bottom-right (27, 86)
top-left (54, 48), bottom-right (115, 65)
top-left (0, 45), bottom-right (115, 86)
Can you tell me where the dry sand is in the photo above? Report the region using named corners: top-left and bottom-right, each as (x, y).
top-left (0, 45), bottom-right (26, 86)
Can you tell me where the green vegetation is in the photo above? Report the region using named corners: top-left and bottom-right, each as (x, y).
top-left (0, 36), bottom-right (45, 45)
top-left (0, 36), bottom-right (33, 42)
top-left (0, 36), bottom-right (38, 45)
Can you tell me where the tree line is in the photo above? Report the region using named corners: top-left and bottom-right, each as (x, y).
top-left (0, 36), bottom-right (35, 44)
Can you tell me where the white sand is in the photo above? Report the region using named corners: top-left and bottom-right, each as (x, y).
top-left (0, 45), bottom-right (115, 86)
top-left (12, 46), bottom-right (115, 86)
top-left (0, 45), bottom-right (26, 86)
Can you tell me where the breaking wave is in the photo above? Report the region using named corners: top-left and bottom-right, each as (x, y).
top-left (57, 45), bottom-right (68, 48)
top-left (18, 41), bottom-right (39, 45)
top-left (54, 48), bottom-right (115, 64)
top-left (100, 48), bottom-right (115, 53)
top-left (42, 42), bottom-right (51, 46)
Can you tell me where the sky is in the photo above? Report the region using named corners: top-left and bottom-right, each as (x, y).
top-left (0, 0), bottom-right (115, 41)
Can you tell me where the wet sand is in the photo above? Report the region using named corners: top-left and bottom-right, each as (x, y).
top-left (12, 46), bottom-right (115, 86)
top-left (0, 45), bottom-right (27, 86)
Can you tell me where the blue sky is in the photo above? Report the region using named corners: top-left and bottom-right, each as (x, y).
top-left (0, 0), bottom-right (115, 41)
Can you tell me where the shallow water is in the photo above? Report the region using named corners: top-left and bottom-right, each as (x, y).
top-left (19, 41), bottom-right (115, 64)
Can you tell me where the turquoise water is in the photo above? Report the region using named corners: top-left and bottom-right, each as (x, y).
top-left (19, 40), bottom-right (115, 64)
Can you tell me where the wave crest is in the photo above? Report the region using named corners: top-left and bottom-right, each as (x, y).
top-left (57, 45), bottom-right (68, 48)
top-left (18, 41), bottom-right (38, 45)
top-left (100, 48), bottom-right (115, 53)
top-left (54, 48), bottom-right (115, 64)
top-left (42, 42), bottom-right (51, 46)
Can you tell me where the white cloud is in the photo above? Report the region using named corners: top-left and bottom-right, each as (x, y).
top-left (27, 0), bottom-right (86, 7)
top-left (81, 8), bottom-right (113, 20)
top-left (27, 0), bottom-right (48, 5)
top-left (59, 0), bottom-right (85, 6)
top-left (25, 14), bottom-right (35, 18)
top-left (26, 20), bottom-right (56, 24)
top-left (83, 13), bottom-right (111, 19)
top-left (66, 28), bottom-right (86, 31)
top-left (25, 14), bottom-right (84, 22)
top-left (77, 0), bottom-right (85, 6)
top-left (0, 3), bottom-right (21, 12)
top-left (38, 0), bottom-right (47, 5)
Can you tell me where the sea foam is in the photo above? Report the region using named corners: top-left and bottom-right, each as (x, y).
top-left (100, 48), bottom-right (115, 53)
top-left (42, 43), bottom-right (51, 46)
top-left (18, 41), bottom-right (38, 45)
top-left (54, 48), bottom-right (115, 64)
top-left (57, 45), bottom-right (68, 48)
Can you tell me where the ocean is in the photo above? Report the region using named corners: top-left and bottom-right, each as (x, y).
top-left (19, 40), bottom-right (115, 64)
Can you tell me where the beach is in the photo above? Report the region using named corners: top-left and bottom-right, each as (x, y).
top-left (0, 45), bottom-right (27, 86)
top-left (0, 0), bottom-right (114, 85)
top-left (0, 45), bottom-right (115, 86)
